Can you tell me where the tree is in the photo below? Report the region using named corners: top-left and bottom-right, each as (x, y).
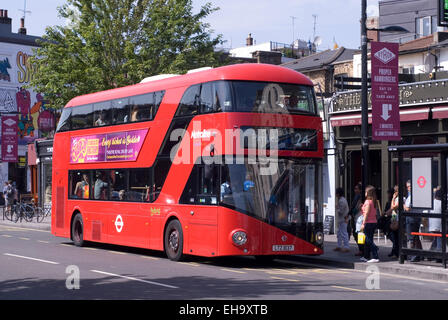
top-left (29, 0), bottom-right (224, 109)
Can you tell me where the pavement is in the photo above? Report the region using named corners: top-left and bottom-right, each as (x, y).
top-left (1, 214), bottom-right (447, 283)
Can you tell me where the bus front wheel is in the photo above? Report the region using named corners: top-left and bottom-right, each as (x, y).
top-left (71, 213), bottom-right (85, 247)
top-left (164, 219), bottom-right (184, 261)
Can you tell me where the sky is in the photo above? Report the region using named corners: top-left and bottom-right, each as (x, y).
top-left (4, 0), bottom-right (380, 51)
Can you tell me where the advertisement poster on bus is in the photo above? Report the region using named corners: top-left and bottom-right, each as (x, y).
top-left (70, 129), bottom-right (148, 164)
top-left (371, 41), bottom-right (401, 141)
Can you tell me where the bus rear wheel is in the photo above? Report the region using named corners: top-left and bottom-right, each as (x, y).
top-left (164, 219), bottom-right (184, 261)
top-left (71, 213), bottom-right (85, 247)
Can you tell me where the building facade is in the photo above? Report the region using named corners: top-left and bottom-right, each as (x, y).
top-left (330, 33), bottom-right (448, 207)
top-left (0, 9), bottom-right (55, 198)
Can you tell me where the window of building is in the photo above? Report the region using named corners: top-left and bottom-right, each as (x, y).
top-left (416, 16), bottom-right (437, 37)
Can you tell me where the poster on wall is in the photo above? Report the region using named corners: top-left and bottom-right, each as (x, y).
top-left (0, 43), bottom-right (55, 147)
top-left (1, 115), bottom-right (18, 162)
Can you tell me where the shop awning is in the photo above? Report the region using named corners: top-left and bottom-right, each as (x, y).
top-left (330, 107), bottom-right (430, 127)
top-left (432, 106), bottom-right (448, 119)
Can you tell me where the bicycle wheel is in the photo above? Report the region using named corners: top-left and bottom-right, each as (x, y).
top-left (22, 204), bottom-right (35, 222)
top-left (4, 208), bottom-right (13, 221)
top-left (12, 207), bottom-right (20, 223)
top-left (35, 207), bottom-right (45, 223)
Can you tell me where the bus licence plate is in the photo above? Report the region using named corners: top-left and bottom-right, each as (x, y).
top-left (272, 245), bottom-right (294, 252)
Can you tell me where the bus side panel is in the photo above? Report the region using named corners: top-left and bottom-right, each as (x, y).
top-left (106, 202), bottom-right (150, 248)
top-left (217, 207), bottom-right (263, 256)
top-left (185, 206), bottom-right (218, 257)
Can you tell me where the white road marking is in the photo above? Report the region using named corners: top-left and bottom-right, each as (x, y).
top-left (3, 253), bottom-right (59, 265)
top-left (90, 270), bottom-right (179, 289)
top-left (221, 268), bottom-right (246, 274)
top-left (332, 285), bottom-right (401, 293)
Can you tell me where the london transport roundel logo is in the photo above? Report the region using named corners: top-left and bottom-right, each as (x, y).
top-left (417, 176), bottom-right (427, 188)
top-left (115, 215), bottom-right (124, 233)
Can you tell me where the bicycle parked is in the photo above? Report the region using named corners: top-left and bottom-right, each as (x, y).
top-left (4, 202), bottom-right (35, 223)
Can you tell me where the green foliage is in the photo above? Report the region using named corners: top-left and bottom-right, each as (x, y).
top-left (29, 0), bottom-right (224, 110)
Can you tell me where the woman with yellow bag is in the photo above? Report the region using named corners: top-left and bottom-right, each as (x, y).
top-left (359, 185), bottom-right (380, 263)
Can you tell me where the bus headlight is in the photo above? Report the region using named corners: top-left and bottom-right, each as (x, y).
top-left (315, 231), bottom-right (324, 245)
top-left (231, 230), bottom-right (247, 246)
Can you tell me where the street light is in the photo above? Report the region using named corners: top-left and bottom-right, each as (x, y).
top-left (360, 0), bottom-right (409, 199)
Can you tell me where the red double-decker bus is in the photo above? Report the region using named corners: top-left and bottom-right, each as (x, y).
top-left (52, 63), bottom-right (324, 261)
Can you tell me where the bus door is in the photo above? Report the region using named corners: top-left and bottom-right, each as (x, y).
top-left (181, 164), bottom-right (219, 256)
top-left (187, 205), bottom-right (218, 257)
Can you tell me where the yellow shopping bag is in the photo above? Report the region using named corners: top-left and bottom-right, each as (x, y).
top-left (357, 232), bottom-right (366, 245)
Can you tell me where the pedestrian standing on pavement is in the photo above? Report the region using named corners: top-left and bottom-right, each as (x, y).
top-left (404, 180), bottom-right (422, 262)
top-left (349, 183), bottom-right (363, 256)
top-left (360, 185), bottom-right (379, 263)
top-left (429, 189), bottom-right (442, 254)
top-left (334, 187), bottom-right (350, 253)
top-left (3, 181), bottom-right (10, 209)
top-left (4, 181), bottom-right (15, 210)
top-left (385, 185), bottom-right (399, 258)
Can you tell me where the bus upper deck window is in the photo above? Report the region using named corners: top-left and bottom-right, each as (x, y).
top-left (93, 101), bottom-right (112, 127)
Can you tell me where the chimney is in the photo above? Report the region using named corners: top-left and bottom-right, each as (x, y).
top-left (18, 17), bottom-right (26, 35)
top-left (246, 33), bottom-right (254, 46)
top-left (0, 9), bottom-right (12, 35)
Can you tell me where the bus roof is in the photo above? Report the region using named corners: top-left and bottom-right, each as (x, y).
top-left (64, 63), bottom-right (313, 108)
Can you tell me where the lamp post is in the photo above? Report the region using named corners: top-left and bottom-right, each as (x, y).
top-left (360, 0), bottom-right (409, 199)
top-left (361, 0), bottom-right (369, 199)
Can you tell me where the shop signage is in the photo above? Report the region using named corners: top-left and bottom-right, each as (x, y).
top-left (70, 129), bottom-right (148, 164)
top-left (332, 79), bottom-right (448, 113)
top-left (371, 42), bottom-right (401, 140)
top-left (1, 115), bottom-right (18, 162)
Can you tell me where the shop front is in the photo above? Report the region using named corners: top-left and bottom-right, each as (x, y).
top-left (330, 78), bottom-right (448, 206)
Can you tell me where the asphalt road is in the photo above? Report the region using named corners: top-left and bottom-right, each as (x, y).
top-left (1, 224), bottom-right (447, 300)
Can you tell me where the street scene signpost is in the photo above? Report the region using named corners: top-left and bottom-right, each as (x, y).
top-left (371, 42), bottom-right (401, 141)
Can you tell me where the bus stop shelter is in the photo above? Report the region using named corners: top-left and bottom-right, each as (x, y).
top-left (388, 143), bottom-right (447, 268)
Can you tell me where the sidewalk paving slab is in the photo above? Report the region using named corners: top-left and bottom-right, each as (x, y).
top-left (283, 234), bottom-right (448, 282)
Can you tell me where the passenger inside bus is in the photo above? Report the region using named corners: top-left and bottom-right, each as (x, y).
top-left (130, 105), bottom-right (139, 122)
top-left (94, 111), bottom-right (107, 126)
top-left (74, 174), bottom-right (89, 199)
top-left (94, 171), bottom-right (108, 200)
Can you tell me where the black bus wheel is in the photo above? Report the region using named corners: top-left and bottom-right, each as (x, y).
top-left (71, 213), bottom-right (85, 247)
top-left (164, 219), bottom-right (184, 261)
